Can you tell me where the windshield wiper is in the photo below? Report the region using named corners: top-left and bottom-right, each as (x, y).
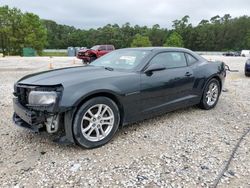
top-left (104, 67), bottom-right (114, 71)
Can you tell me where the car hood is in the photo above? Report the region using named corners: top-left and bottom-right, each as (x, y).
top-left (78, 49), bottom-right (89, 53)
top-left (17, 65), bottom-right (133, 86)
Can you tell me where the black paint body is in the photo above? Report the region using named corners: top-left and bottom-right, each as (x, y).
top-left (13, 47), bottom-right (226, 143)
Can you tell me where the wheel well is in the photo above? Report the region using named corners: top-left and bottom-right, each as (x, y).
top-left (74, 92), bottom-right (124, 126)
top-left (90, 53), bottom-right (97, 57)
top-left (209, 76), bottom-right (222, 93)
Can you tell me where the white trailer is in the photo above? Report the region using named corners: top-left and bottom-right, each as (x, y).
top-left (241, 50), bottom-right (250, 57)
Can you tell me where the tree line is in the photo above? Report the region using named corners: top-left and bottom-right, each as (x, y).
top-left (0, 6), bottom-right (47, 55)
top-left (1, 5), bottom-right (250, 56)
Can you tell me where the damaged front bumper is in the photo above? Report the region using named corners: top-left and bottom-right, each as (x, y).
top-left (77, 55), bottom-right (90, 61)
top-left (13, 97), bottom-right (59, 133)
top-left (13, 98), bottom-right (46, 132)
top-left (12, 98), bottom-right (75, 144)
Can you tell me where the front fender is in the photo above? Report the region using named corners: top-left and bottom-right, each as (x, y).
top-left (59, 83), bottom-right (123, 109)
top-left (58, 73), bottom-right (141, 124)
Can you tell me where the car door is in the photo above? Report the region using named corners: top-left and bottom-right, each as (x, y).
top-left (140, 51), bottom-right (195, 114)
top-left (97, 45), bottom-right (107, 57)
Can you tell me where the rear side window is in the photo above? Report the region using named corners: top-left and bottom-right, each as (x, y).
top-left (99, 45), bottom-right (106, 51)
top-left (107, 45), bottom-right (114, 50)
top-left (150, 52), bottom-right (187, 69)
top-left (185, 53), bottom-right (198, 66)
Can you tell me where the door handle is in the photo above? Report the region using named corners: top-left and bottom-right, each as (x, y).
top-left (185, 72), bottom-right (192, 77)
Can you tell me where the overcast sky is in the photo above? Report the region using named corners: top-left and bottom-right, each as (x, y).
top-left (1, 0), bottom-right (250, 29)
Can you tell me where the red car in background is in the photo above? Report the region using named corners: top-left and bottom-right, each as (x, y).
top-left (77, 45), bottom-right (115, 63)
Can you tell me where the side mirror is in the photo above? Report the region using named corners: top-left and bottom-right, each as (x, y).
top-left (144, 63), bottom-right (166, 74)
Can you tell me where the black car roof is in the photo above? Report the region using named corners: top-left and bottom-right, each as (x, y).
top-left (121, 47), bottom-right (190, 52)
top-left (115, 47), bottom-right (207, 63)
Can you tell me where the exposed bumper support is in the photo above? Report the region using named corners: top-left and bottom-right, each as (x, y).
top-left (13, 113), bottom-right (44, 133)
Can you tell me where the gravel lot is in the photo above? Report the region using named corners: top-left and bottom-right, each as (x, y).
top-left (0, 56), bottom-right (249, 188)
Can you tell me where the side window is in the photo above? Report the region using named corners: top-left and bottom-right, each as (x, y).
top-left (98, 45), bottom-right (106, 51)
top-left (185, 53), bottom-right (198, 66)
top-left (107, 45), bottom-right (114, 51)
top-left (150, 52), bottom-right (187, 69)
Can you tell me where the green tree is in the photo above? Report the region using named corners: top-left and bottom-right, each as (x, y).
top-left (149, 24), bottom-right (168, 46)
top-left (7, 7), bottom-right (23, 55)
top-left (2, 5), bottom-right (250, 54)
top-left (131, 34), bottom-right (152, 47)
top-left (172, 15), bottom-right (191, 32)
top-left (210, 15), bottom-right (221, 24)
top-left (245, 31), bottom-right (250, 48)
top-left (164, 32), bottom-right (184, 47)
top-left (172, 15), bottom-right (192, 48)
top-left (20, 13), bottom-right (47, 55)
top-left (0, 6), bottom-right (47, 55)
top-left (0, 6), bottom-right (10, 56)
top-left (42, 14), bottom-right (250, 51)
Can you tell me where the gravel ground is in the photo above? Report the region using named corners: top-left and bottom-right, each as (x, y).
top-left (0, 56), bottom-right (249, 188)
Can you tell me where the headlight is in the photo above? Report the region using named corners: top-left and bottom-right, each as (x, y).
top-left (28, 91), bottom-right (57, 105)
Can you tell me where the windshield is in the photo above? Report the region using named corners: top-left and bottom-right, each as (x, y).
top-left (91, 45), bottom-right (100, 50)
top-left (91, 49), bottom-right (150, 70)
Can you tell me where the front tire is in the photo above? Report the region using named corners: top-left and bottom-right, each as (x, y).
top-left (73, 97), bottom-right (120, 148)
top-left (82, 59), bottom-right (88, 64)
top-left (198, 78), bottom-right (221, 110)
top-left (89, 56), bottom-right (97, 63)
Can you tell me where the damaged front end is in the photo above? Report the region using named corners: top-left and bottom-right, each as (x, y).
top-left (77, 49), bottom-right (92, 62)
top-left (12, 84), bottom-right (74, 144)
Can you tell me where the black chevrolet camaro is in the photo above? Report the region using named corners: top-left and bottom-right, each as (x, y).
top-left (13, 47), bottom-right (226, 148)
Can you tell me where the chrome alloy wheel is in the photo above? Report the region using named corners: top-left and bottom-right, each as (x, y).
top-left (80, 104), bottom-right (114, 142)
top-left (206, 82), bottom-right (219, 106)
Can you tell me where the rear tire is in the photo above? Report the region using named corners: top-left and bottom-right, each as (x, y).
top-left (73, 97), bottom-right (120, 148)
top-left (198, 78), bottom-right (221, 110)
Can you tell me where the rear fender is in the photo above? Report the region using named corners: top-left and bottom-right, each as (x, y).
top-left (200, 61), bottom-right (225, 95)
